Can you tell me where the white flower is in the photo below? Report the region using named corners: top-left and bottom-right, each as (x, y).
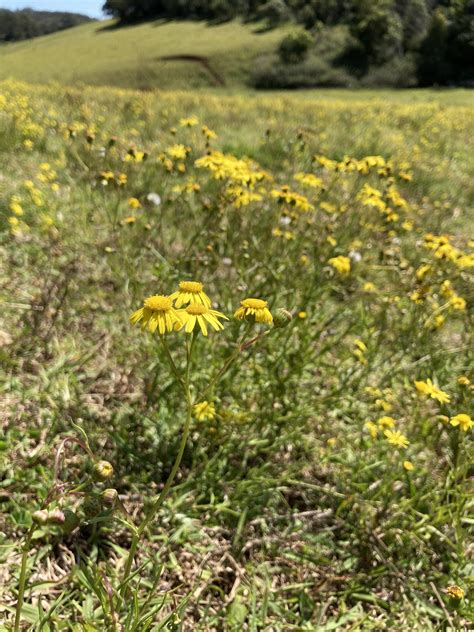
top-left (147, 192), bottom-right (161, 206)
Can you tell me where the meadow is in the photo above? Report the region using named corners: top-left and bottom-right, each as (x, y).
top-left (0, 80), bottom-right (473, 630)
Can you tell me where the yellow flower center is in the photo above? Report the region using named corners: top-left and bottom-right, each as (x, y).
top-left (179, 281), bottom-right (203, 293)
top-left (144, 295), bottom-right (172, 311)
top-left (186, 303), bottom-right (207, 315)
top-left (242, 298), bottom-right (267, 309)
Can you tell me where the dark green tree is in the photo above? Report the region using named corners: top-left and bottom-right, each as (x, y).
top-left (350, 0), bottom-right (404, 63)
top-left (417, 7), bottom-right (450, 83)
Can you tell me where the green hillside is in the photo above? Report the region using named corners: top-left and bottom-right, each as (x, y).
top-left (0, 19), bottom-right (287, 89)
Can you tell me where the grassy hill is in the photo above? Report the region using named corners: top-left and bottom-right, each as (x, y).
top-left (0, 18), bottom-right (287, 90)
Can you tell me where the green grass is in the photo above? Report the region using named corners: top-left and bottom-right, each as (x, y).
top-left (0, 81), bottom-right (473, 630)
top-left (0, 19), bottom-right (288, 90)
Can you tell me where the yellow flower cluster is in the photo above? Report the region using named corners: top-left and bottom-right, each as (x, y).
top-left (195, 151), bottom-right (270, 188)
top-left (130, 283), bottom-right (274, 335)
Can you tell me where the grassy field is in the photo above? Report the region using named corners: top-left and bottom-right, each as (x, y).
top-left (0, 80), bottom-right (473, 630)
top-left (0, 19), bottom-right (288, 90)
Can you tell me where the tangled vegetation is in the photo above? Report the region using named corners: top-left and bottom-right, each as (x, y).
top-left (0, 81), bottom-right (473, 630)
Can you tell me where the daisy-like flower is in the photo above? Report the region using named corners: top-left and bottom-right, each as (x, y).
top-left (415, 378), bottom-right (451, 404)
top-left (377, 416), bottom-right (396, 429)
top-left (328, 255), bottom-right (351, 275)
top-left (445, 585), bottom-right (465, 600)
top-left (128, 197), bottom-right (141, 209)
top-left (449, 413), bottom-right (473, 431)
top-left (384, 429), bottom-right (409, 448)
top-left (178, 303), bottom-right (227, 336)
top-left (193, 401), bottom-right (216, 421)
top-left (130, 295), bottom-right (181, 334)
top-left (365, 421), bottom-right (379, 438)
top-left (170, 281), bottom-right (212, 308)
top-left (234, 298), bottom-right (273, 325)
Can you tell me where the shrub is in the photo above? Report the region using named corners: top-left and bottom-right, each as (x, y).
top-left (361, 55), bottom-right (418, 87)
top-left (251, 54), bottom-right (354, 88)
top-left (256, 0), bottom-right (291, 27)
top-left (278, 28), bottom-right (314, 64)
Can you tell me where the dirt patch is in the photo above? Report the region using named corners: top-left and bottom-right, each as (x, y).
top-left (159, 54), bottom-right (225, 86)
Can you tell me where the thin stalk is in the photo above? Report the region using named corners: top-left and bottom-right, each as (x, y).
top-left (159, 335), bottom-right (186, 394)
top-left (197, 324), bottom-right (253, 401)
top-left (120, 336), bottom-right (193, 601)
top-left (14, 527), bottom-right (34, 632)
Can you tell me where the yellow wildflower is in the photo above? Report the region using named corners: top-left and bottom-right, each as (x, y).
top-left (354, 339), bottom-right (367, 353)
top-left (450, 295), bottom-right (466, 310)
top-left (178, 304), bottom-right (227, 336)
top-left (300, 255), bottom-right (309, 266)
top-left (329, 255), bottom-right (351, 275)
top-left (415, 379), bottom-right (451, 404)
top-left (365, 421), bottom-right (379, 438)
top-left (376, 399), bottom-right (392, 412)
top-left (167, 144), bottom-right (190, 160)
top-left (193, 401), bottom-right (216, 421)
top-left (170, 281), bottom-right (212, 308)
top-left (445, 586), bottom-right (465, 600)
top-left (384, 429), bottom-right (409, 448)
top-left (449, 414), bottom-right (473, 431)
top-left (180, 116), bottom-right (199, 127)
top-left (128, 197), bottom-right (141, 209)
top-left (403, 460), bottom-right (414, 471)
top-left (378, 416), bottom-right (396, 429)
top-left (416, 264), bottom-right (431, 281)
top-left (234, 298), bottom-right (273, 325)
top-left (130, 295), bottom-right (181, 334)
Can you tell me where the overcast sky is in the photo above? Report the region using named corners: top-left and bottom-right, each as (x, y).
top-left (0, 1), bottom-right (104, 17)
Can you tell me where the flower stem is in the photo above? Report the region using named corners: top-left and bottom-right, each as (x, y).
top-left (14, 527), bottom-right (34, 632)
top-left (120, 337), bottom-right (193, 601)
top-left (198, 323), bottom-right (253, 401)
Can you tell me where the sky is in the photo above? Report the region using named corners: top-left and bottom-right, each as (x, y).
top-left (0, 0), bottom-right (104, 17)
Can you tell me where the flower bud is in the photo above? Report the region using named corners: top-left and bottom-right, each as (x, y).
top-left (32, 509), bottom-right (49, 525)
top-left (273, 308), bottom-right (293, 329)
top-left (101, 488), bottom-right (118, 509)
top-left (47, 508), bottom-right (65, 525)
top-left (93, 460), bottom-right (114, 482)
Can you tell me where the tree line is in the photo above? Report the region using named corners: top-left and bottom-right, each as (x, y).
top-left (0, 9), bottom-right (92, 43)
top-left (102, 0), bottom-right (474, 85)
